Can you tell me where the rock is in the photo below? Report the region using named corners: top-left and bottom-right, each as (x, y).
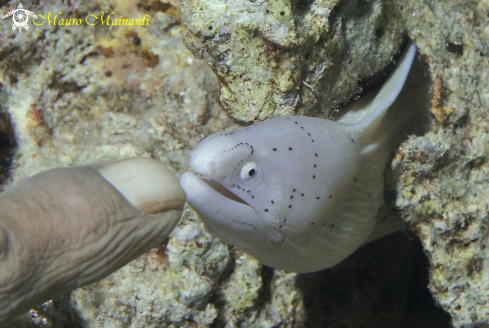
top-left (387, 0), bottom-right (489, 326)
top-left (182, 0), bottom-right (405, 123)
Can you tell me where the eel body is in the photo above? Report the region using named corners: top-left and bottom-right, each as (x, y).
top-left (181, 43), bottom-right (430, 273)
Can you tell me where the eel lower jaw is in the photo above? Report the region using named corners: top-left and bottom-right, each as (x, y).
top-left (180, 172), bottom-right (265, 250)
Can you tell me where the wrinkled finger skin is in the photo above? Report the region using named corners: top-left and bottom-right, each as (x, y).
top-left (0, 166), bottom-right (183, 321)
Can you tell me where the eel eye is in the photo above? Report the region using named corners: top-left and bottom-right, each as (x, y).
top-left (241, 162), bottom-right (257, 180)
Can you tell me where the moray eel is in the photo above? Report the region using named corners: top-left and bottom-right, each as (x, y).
top-left (180, 43), bottom-right (431, 273)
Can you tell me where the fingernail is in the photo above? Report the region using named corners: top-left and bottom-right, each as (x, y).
top-left (98, 158), bottom-right (186, 214)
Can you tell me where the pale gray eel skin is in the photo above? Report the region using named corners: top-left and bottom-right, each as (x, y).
top-left (180, 43), bottom-right (431, 273)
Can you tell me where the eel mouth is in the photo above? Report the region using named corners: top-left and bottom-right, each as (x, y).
top-left (197, 175), bottom-right (249, 206)
top-left (180, 171), bottom-right (259, 218)
top-left (184, 146), bottom-right (254, 209)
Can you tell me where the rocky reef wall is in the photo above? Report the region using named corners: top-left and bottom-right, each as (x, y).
top-left (1, 0), bottom-right (488, 326)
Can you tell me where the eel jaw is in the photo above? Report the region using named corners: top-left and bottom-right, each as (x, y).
top-left (198, 176), bottom-right (249, 206)
top-left (180, 172), bottom-right (262, 248)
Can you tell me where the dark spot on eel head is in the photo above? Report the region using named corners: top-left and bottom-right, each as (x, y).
top-left (273, 148), bottom-right (277, 151)
top-left (289, 147), bottom-right (293, 150)
top-left (315, 153), bottom-right (318, 157)
top-left (316, 197), bottom-right (320, 200)
top-left (290, 195), bottom-right (294, 199)
top-left (265, 209), bottom-right (269, 212)
top-left (301, 193), bottom-right (304, 196)
top-left (271, 200), bottom-right (274, 204)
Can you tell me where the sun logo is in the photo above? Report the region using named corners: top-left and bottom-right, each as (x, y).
top-left (3, 3), bottom-right (38, 32)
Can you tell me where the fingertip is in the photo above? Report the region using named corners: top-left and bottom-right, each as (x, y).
top-left (97, 158), bottom-right (186, 215)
